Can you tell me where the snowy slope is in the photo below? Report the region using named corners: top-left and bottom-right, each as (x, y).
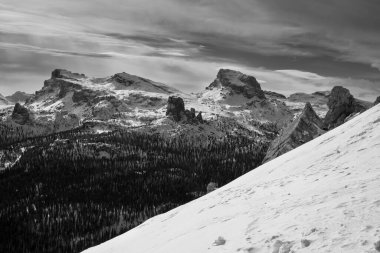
top-left (84, 104), bottom-right (380, 253)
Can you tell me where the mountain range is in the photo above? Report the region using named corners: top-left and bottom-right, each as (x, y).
top-left (0, 68), bottom-right (378, 253)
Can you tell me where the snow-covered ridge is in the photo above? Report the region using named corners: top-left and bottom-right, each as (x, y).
top-left (84, 104), bottom-right (380, 253)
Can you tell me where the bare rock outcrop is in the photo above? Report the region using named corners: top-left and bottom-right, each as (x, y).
top-left (166, 96), bottom-right (185, 122)
top-left (11, 103), bottom-right (30, 125)
top-left (51, 69), bottom-right (86, 80)
top-left (323, 86), bottom-right (367, 129)
top-left (374, 96), bottom-right (380, 106)
top-left (207, 69), bottom-right (266, 99)
top-left (166, 96), bottom-right (203, 123)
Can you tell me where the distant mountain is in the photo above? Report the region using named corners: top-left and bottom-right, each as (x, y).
top-left (5, 91), bottom-right (33, 103)
top-left (0, 68), bottom-right (293, 141)
top-left (0, 93), bottom-right (10, 106)
top-left (21, 69), bottom-right (183, 130)
top-left (207, 69), bottom-right (266, 99)
top-left (199, 69), bottom-right (293, 128)
top-left (286, 91), bottom-right (330, 118)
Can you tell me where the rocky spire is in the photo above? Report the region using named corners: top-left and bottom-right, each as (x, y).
top-left (11, 103), bottom-right (30, 125)
top-left (166, 96), bottom-right (185, 122)
top-left (323, 86), bottom-right (367, 129)
top-left (263, 102), bottom-right (325, 162)
top-left (166, 96), bottom-right (203, 123)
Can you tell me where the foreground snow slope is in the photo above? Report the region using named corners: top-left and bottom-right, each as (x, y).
top-left (84, 105), bottom-right (380, 253)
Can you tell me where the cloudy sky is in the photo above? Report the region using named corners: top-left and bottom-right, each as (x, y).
top-left (1, 0), bottom-right (380, 100)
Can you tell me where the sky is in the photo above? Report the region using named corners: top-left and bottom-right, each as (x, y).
top-left (0, 0), bottom-right (380, 100)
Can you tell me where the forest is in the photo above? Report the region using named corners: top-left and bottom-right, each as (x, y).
top-left (0, 122), bottom-right (272, 252)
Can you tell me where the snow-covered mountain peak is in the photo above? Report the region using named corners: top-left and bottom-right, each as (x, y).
top-left (84, 104), bottom-right (380, 253)
top-left (207, 69), bottom-right (266, 99)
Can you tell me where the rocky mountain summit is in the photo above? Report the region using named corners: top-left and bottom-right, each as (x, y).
top-left (263, 102), bottom-right (325, 162)
top-left (207, 69), bottom-right (266, 99)
top-left (324, 86), bottom-right (368, 129)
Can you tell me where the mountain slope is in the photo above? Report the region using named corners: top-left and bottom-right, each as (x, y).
top-left (263, 102), bottom-right (325, 162)
top-left (199, 69), bottom-right (293, 128)
top-left (84, 104), bottom-right (380, 253)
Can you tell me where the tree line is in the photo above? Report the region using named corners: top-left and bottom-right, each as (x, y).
top-left (0, 124), bottom-right (272, 252)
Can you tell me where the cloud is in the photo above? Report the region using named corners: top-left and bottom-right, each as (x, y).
top-left (0, 0), bottom-right (379, 99)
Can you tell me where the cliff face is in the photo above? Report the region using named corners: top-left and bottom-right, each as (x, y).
top-left (11, 103), bottom-right (31, 125)
top-left (263, 102), bottom-right (325, 162)
top-left (166, 96), bottom-right (202, 123)
top-left (208, 69), bottom-right (266, 99)
top-left (323, 86), bottom-right (366, 129)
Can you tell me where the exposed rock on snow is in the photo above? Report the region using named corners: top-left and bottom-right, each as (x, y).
top-left (263, 102), bottom-right (325, 162)
top-left (206, 182), bottom-right (218, 193)
top-left (84, 104), bottom-right (380, 253)
top-left (11, 103), bottom-right (30, 125)
top-left (208, 69), bottom-right (266, 99)
top-left (375, 240), bottom-right (380, 251)
top-left (300, 239), bottom-right (311, 248)
top-left (213, 236), bottom-right (226, 246)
